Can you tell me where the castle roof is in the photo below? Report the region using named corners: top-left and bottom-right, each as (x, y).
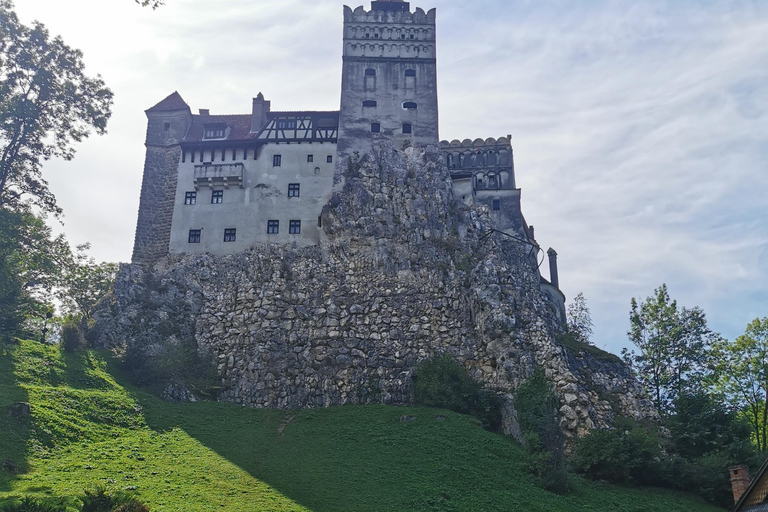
top-left (182, 110), bottom-right (340, 144)
top-left (146, 91), bottom-right (189, 113)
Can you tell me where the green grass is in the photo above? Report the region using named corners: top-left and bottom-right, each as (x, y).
top-left (0, 339), bottom-right (725, 511)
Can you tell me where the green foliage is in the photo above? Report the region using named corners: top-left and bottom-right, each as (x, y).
top-left (413, 354), bottom-right (501, 429)
top-left (59, 320), bottom-right (84, 353)
top-left (0, 495), bottom-right (74, 512)
top-left (714, 317), bottom-right (768, 453)
top-left (56, 246), bottom-right (117, 320)
top-left (572, 417), bottom-right (668, 486)
top-left (566, 292), bottom-right (594, 345)
top-left (0, 0), bottom-right (112, 215)
top-left (514, 368), bottom-right (568, 493)
top-left (0, 340), bottom-right (724, 512)
top-left (623, 284), bottom-right (719, 415)
top-left (556, 332), bottom-right (622, 364)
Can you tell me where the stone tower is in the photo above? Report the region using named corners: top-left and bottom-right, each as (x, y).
top-left (337, 1), bottom-right (438, 162)
top-left (132, 92), bottom-right (192, 265)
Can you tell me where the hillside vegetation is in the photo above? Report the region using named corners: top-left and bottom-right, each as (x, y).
top-left (0, 340), bottom-right (724, 512)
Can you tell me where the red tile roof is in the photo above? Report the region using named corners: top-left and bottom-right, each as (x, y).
top-left (182, 111), bottom-right (340, 144)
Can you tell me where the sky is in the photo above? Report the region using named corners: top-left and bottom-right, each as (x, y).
top-left (13, 0), bottom-right (768, 355)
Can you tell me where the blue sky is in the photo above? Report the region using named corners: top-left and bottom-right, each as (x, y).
top-left (14, 0), bottom-right (768, 354)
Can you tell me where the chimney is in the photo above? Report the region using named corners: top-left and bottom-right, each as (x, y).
top-left (547, 248), bottom-right (559, 289)
top-left (251, 93), bottom-right (271, 133)
top-left (528, 225), bottom-right (535, 240)
top-left (199, 109), bottom-right (209, 116)
top-left (730, 465), bottom-right (751, 505)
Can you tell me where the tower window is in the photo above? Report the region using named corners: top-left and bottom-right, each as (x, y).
top-left (307, 154), bottom-right (314, 163)
top-left (164, 122), bottom-right (170, 132)
top-left (400, 34), bottom-right (406, 39)
top-left (188, 229), bottom-right (201, 244)
top-left (273, 154), bottom-right (282, 167)
top-left (405, 69), bottom-right (416, 77)
top-left (410, 34), bottom-right (415, 39)
top-left (224, 228), bottom-right (236, 242)
top-left (184, 191), bottom-right (197, 205)
top-left (402, 123), bottom-right (412, 134)
top-left (365, 33), bottom-right (370, 39)
top-left (288, 183), bottom-right (300, 197)
top-left (371, 123), bottom-right (381, 133)
top-left (211, 190), bottom-right (223, 204)
top-left (267, 220), bottom-right (279, 234)
top-left (403, 102), bottom-right (418, 110)
top-left (362, 100), bottom-right (378, 107)
top-left (365, 68), bottom-right (376, 76)
top-left (327, 155), bottom-right (333, 163)
top-left (492, 199), bottom-right (500, 211)
top-left (289, 220), bottom-right (301, 234)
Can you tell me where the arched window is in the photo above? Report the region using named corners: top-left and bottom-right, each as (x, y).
top-left (402, 101), bottom-right (418, 109)
top-left (362, 100), bottom-right (377, 107)
top-left (476, 152), bottom-right (485, 166)
top-left (365, 68), bottom-right (376, 76)
top-left (447, 154), bottom-right (454, 168)
top-left (487, 151), bottom-right (497, 166)
top-left (405, 69), bottom-right (416, 77)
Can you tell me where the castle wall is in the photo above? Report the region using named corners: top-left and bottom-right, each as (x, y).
top-left (337, 5), bottom-right (439, 163)
top-left (168, 142), bottom-right (337, 255)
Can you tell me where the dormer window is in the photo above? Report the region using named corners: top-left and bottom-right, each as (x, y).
top-left (203, 124), bottom-right (227, 140)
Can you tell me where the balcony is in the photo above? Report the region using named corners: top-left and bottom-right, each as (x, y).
top-left (194, 163), bottom-right (244, 189)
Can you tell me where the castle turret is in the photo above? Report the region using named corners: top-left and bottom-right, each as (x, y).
top-left (337, 2), bottom-right (438, 162)
top-left (132, 91), bottom-right (192, 265)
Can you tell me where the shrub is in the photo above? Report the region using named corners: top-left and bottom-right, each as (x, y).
top-left (60, 320), bottom-right (84, 352)
top-left (572, 417), bottom-right (669, 486)
top-left (0, 496), bottom-right (72, 512)
top-left (414, 354), bottom-right (501, 430)
top-left (514, 367), bottom-right (569, 493)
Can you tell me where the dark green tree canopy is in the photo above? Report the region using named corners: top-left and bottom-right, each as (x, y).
top-left (0, 0), bottom-right (113, 215)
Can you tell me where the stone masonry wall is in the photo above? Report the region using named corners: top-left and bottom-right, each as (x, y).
top-left (131, 146), bottom-right (182, 265)
top-left (98, 143), bottom-right (657, 439)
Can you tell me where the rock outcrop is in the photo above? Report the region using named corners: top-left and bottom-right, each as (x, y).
top-left (94, 143), bottom-right (657, 438)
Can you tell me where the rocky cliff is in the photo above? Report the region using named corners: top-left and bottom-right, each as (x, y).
top-left (94, 143), bottom-right (657, 438)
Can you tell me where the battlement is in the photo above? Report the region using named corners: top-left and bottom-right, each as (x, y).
top-left (344, 5), bottom-right (436, 25)
top-left (440, 136), bottom-right (512, 150)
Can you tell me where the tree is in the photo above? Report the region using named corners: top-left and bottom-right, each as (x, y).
top-left (715, 318), bottom-right (768, 452)
top-left (136, 0), bottom-right (164, 7)
top-left (622, 284), bottom-right (718, 415)
top-left (56, 244), bottom-right (118, 320)
top-left (0, 0), bottom-right (112, 215)
top-left (566, 292), bottom-right (593, 345)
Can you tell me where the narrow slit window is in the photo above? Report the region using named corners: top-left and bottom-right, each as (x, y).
top-left (318, 216), bottom-right (322, 228)
top-left (184, 191), bottom-right (197, 205)
top-left (224, 228), bottom-right (236, 242)
top-left (267, 220), bottom-right (279, 234)
top-left (188, 229), bottom-right (201, 243)
top-left (289, 220), bottom-right (301, 234)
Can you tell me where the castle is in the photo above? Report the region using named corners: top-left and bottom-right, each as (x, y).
top-left (131, 0), bottom-right (564, 318)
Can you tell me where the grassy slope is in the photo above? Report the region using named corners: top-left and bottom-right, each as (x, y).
top-left (0, 340), bottom-right (725, 512)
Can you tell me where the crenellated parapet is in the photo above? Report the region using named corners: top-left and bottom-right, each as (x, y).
top-left (440, 136), bottom-right (515, 190)
top-left (344, 5), bottom-right (436, 24)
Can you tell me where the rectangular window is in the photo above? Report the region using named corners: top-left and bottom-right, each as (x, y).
top-left (327, 155), bottom-right (333, 163)
top-left (204, 128), bottom-right (226, 139)
top-left (402, 123), bottom-right (412, 134)
top-left (184, 191), bottom-right (197, 205)
top-left (289, 220), bottom-right (301, 234)
top-left (371, 123), bottom-right (381, 133)
top-left (318, 215), bottom-right (322, 228)
top-left (307, 154), bottom-right (314, 163)
top-left (277, 120), bottom-right (297, 129)
top-left (188, 229), bottom-right (201, 243)
top-left (273, 154), bottom-right (282, 167)
top-left (492, 199), bottom-right (500, 211)
top-left (267, 220), bottom-right (279, 234)
top-left (164, 122), bottom-right (171, 132)
top-left (224, 228), bottom-right (236, 242)
top-left (288, 183), bottom-right (300, 197)
top-left (211, 190), bottom-right (223, 204)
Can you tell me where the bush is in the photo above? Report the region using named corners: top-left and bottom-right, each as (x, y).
top-left (60, 320), bottom-right (84, 352)
top-left (0, 496), bottom-right (72, 512)
top-left (414, 354), bottom-right (501, 430)
top-left (514, 368), bottom-right (569, 493)
top-left (572, 417), bottom-right (669, 486)
top-left (81, 486), bottom-right (147, 512)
